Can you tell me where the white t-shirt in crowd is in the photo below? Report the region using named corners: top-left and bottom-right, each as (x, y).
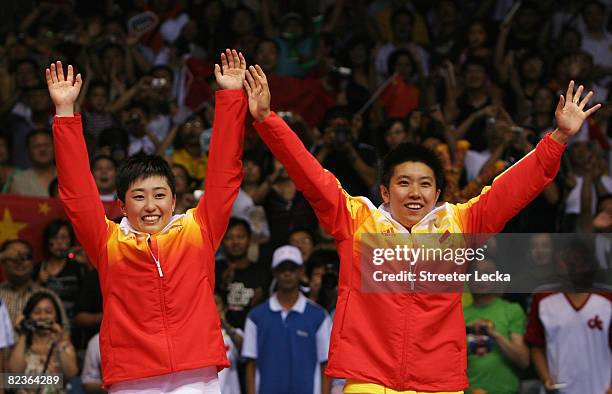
top-left (464, 149), bottom-right (492, 182)
top-left (564, 175), bottom-right (612, 215)
top-left (218, 328), bottom-right (242, 394)
top-left (0, 300), bottom-right (14, 349)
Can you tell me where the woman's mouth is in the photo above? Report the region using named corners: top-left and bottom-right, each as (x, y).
top-left (405, 203), bottom-right (424, 211)
top-left (142, 215), bottom-right (161, 225)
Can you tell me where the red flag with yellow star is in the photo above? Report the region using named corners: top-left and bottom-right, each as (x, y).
top-left (0, 195), bottom-right (122, 266)
top-left (0, 194), bottom-right (68, 263)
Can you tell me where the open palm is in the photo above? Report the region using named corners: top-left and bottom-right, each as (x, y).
top-left (214, 49), bottom-right (246, 90)
top-left (243, 65), bottom-right (271, 122)
top-left (555, 81), bottom-right (601, 137)
top-left (45, 61), bottom-right (82, 108)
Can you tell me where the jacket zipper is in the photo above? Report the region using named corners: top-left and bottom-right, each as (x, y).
top-left (146, 234), bottom-right (164, 277)
top-left (146, 235), bottom-right (176, 370)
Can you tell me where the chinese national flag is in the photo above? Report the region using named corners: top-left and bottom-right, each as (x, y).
top-left (0, 195), bottom-right (122, 269)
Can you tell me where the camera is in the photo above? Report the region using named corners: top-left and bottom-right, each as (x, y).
top-left (277, 111), bottom-right (294, 122)
top-left (20, 319), bottom-right (54, 333)
top-left (330, 66), bottom-right (352, 78)
top-left (151, 78), bottom-right (167, 88)
top-left (333, 126), bottom-right (352, 146)
top-left (126, 112), bottom-right (142, 129)
top-left (466, 324), bottom-right (489, 336)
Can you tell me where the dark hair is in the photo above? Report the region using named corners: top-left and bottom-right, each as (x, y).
top-left (597, 194), bottom-right (612, 213)
top-left (226, 217), bottom-right (252, 238)
top-left (288, 227), bottom-right (317, 246)
top-left (464, 19), bottom-right (493, 48)
top-left (150, 64), bottom-right (174, 80)
top-left (90, 154), bottom-right (117, 171)
top-left (462, 56), bottom-right (490, 75)
top-left (101, 42), bottom-right (124, 57)
top-left (116, 154), bottom-right (176, 202)
top-left (23, 292), bottom-right (63, 325)
top-left (254, 38), bottom-right (281, 54)
top-left (9, 57), bottom-right (39, 74)
top-left (321, 106), bottom-right (352, 130)
top-left (557, 27), bottom-right (582, 48)
top-left (380, 142), bottom-right (444, 190)
top-left (582, 0), bottom-right (605, 15)
top-left (390, 8), bottom-right (414, 28)
top-left (98, 127), bottom-right (129, 150)
top-left (173, 114), bottom-right (203, 150)
top-left (0, 132), bottom-right (12, 163)
top-left (43, 219), bottom-right (75, 257)
top-left (1, 239), bottom-right (32, 253)
top-left (171, 163), bottom-right (195, 192)
top-left (48, 177), bottom-right (59, 198)
top-left (25, 129), bottom-right (52, 148)
top-left (87, 80), bottom-right (110, 96)
top-left (387, 49), bottom-right (416, 77)
top-left (126, 100), bottom-right (150, 116)
top-left (22, 292), bottom-right (63, 346)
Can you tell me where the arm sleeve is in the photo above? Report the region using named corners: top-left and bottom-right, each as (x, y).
top-left (53, 115), bottom-right (109, 269)
top-left (81, 335), bottom-right (102, 384)
top-left (316, 313), bottom-right (332, 363)
top-left (241, 317), bottom-right (258, 359)
top-left (524, 294), bottom-right (546, 347)
top-left (253, 113), bottom-right (364, 240)
top-left (457, 134), bottom-right (566, 234)
top-left (0, 301), bottom-right (14, 348)
top-left (195, 90), bottom-right (247, 250)
top-left (508, 302), bottom-right (527, 336)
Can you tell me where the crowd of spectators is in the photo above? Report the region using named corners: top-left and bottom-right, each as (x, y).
top-left (0, 0), bottom-right (611, 393)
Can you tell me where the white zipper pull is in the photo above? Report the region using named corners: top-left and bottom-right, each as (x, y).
top-left (146, 235), bottom-right (164, 277)
top-left (155, 259), bottom-right (164, 277)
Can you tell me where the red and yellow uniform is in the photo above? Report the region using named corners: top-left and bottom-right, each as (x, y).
top-left (253, 113), bottom-right (565, 392)
top-left (53, 90), bottom-right (247, 387)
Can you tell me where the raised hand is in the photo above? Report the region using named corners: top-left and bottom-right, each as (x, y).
top-left (45, 61), bottom-right (82, 117)
top-left (552, 81), bottom-right (601, 144)
top-left (214, 49), bottom-right (246, 90)
top-left (243, 65), bottom-right (271, 122)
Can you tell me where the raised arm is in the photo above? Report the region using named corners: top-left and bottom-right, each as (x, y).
top-left (195, 49), bottom-right (247, 249)
top-left (46, 61), bottom-right (108, 269)
top-left (244, 65), bottom-right (360, 240)
top-left (458, 81), bottom-right (601, 233)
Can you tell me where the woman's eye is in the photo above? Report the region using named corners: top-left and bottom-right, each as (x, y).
top-left (156, 194), bottom-right (166, 198)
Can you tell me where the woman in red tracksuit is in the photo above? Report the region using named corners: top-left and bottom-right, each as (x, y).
top-left (242, 64), bottom-right (600, 394)
top-left (45, 49), bottom-right (247, 393)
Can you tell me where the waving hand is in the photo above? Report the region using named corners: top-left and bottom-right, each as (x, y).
top-left (45, 61), bottom-right (82, 117)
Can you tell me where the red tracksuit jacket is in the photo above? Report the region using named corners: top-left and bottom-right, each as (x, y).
top-left (254, 112), bottom-right (565, 391)
top-left (53, 90), bottom-right (247, 387)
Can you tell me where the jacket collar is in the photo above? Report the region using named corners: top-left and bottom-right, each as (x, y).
top-left (377, 202), bottom-right (449, 232)
top-left (119, 213), bottom-right (185, 237)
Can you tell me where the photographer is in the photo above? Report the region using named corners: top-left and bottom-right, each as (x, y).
top-left (313, 107), bottom-right (377, 197)
top-left (121, 101), bottom-right (165, 156)
top-left (8, 292), bottom-right (78, 392)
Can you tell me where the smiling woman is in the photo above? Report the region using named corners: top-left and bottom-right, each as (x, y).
top-left (243, 63), bottom-right (600, 392)
top-left (46, 48), bottom-right (249, 393)
top-left (116, 155), bottom-right (176, 234)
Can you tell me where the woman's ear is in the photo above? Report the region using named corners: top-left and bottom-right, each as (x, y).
top-left (380, 184), bottom-right (390, 204)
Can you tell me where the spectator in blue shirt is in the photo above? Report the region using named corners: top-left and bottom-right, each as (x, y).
top-left (242, 245), bottom-right (332, 394)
